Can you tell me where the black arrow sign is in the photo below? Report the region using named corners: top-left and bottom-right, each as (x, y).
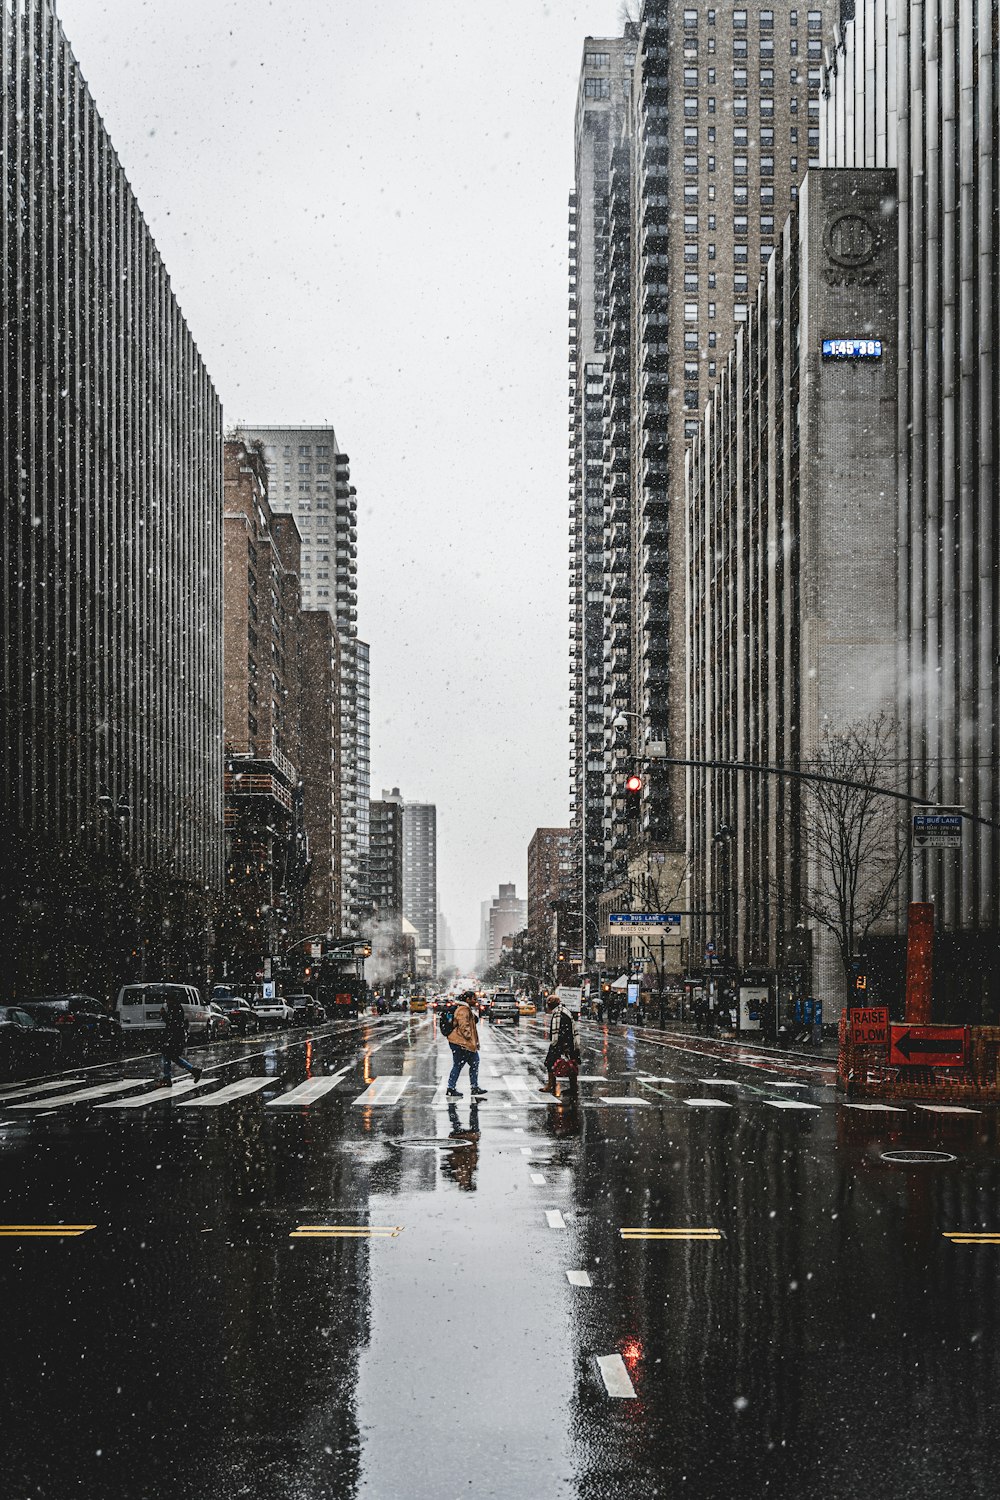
top-left (894, 1031), bottom-right (964, 1060)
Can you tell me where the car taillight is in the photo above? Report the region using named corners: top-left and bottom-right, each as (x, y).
top-left (55, 1013), bottom-right (75, 1024)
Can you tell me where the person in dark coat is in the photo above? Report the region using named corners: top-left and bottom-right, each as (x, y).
top-left (156, 992), bottom-right (203, 1088)
top-left (540, 994), bottom-right (580, 1098)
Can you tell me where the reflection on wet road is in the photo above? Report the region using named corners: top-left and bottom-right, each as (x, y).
top-left (1, 1013), bottom-right (999, 1498)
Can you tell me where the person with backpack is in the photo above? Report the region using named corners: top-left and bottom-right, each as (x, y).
top-left (540, 993), bottom-right (580, 1098)
top-left (155, 991), bottom-right (203, 1088)
top-left (441, 991), bottom-right (487, 1101)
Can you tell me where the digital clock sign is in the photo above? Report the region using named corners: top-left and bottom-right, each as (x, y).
top-left (822, 338), bottom-right (883, 359)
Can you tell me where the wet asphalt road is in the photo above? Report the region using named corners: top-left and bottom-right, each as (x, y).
top-left (1, 1013), bottom-right (999, 1500)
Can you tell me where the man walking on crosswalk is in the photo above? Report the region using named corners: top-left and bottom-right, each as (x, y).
top-left (443, 992), bottom-right (488, 1101)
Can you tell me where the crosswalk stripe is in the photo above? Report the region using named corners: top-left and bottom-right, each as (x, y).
top-left (0, 1078), bottom-right (85, 1102)
top-left (597, 1096), bottom-right (651, 1106)
top-left (916, 1105), bottom-right (981, 1115)
top-left (177, 1078), bottom-right (271, 1107)
top-left (546, 1209), bottom-right (566, 1229)
top-left (697, 1078), bottom-right (739, 1086)
top-left (841, 1103), bottom-right (907, 1112)
top-left (566, 1269), bottom-right (592, 1287)
top-left (353, 1077), bottom-right (410, 1106)
top-left (266, 1075), bottom-right (346, 1107)
top-left (9, 1078), bottom-right (149, 1109)
top-left (683, 1098), bottom-right (732, 1109)
top-left (765, 1100), bottom-right (822, 1111)
top-left (96, 1076), bottom-right (221, 1107)
top-left (597, 1354), bottom-right (636, 1399)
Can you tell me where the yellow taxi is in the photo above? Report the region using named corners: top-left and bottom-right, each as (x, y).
top-left (519, 999), bottom-right (537, 1017)
top-left (408, 994), bottom-right (428, 1014)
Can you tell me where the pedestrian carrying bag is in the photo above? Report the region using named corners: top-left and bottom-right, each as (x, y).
top-left (440, 1003), bottom-right (458, 1038)
top-left (553, 1056), bottom-right (578, 1078)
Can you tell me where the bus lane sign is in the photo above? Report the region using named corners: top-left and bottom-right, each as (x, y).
top-left (850, 1006), bottom-right (889, 1047)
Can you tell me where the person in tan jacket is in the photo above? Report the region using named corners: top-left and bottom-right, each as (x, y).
top-left (444, 992), bottom-right (488, 1100)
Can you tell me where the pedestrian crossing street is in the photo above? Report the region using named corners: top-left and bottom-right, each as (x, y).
top-left (0, 1065), bottom-right (989, 1118)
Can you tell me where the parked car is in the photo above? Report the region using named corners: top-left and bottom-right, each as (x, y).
top-left (285, 994), bottom-right (326, 1025)
top-left (489, 991), bottom-right (520, 1025)
top-left (0, 1007), bottom-right (62, 1077)
top-left (18, 993), bottom-right (122, 1052)
top-left (115, 983), bottom-right (213, 1039)
top-left (253, 996), bottom-right (293, 1028)
top-left (216, 996), bottom-right (258, 1035)
top-left (207, 1004), bottom-right (231, 1040)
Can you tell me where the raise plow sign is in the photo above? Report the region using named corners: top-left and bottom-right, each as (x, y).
top-left (850, 1006), bottom-right (889, 1047)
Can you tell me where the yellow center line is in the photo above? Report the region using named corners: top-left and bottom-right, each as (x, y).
top-left (620, 1227), bottom-right (722, 1239)
top-left (943, 1232), bottom-right (1000, 1243)
top-left (0, 1225), bottom-right (96, 1237)
top-left (290, 1225), bottom-right (403, 1238)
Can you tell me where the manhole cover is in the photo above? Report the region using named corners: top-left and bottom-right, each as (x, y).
top-left (881, 1149), bottom-right (957, 1164)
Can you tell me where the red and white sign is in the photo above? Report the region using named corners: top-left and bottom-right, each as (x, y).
top-left (888, 1024), bottom-right (968, 1068)
top-left (851, 1006), bottom-right (889, 1047)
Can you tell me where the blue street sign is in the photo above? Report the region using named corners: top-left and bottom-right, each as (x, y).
top-left (609, 913), bottom-right (682, 927)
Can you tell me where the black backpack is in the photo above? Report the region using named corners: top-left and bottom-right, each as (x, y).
top-left (440, 1001), bottom-right (458, 1037)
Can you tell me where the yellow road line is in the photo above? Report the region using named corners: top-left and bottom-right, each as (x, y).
top-left (0, 1225), bottom-right (96, 1237)
top-left (290, 1225), bottom-right (403, 1239)
top-left (943, 1232), bottom-right (1000, 1243)
top-left (620, 1227), bottom-right (722, 1240)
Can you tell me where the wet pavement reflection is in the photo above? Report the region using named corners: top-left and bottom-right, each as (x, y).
top-left (1, 1013), bottom-right (999, 1498)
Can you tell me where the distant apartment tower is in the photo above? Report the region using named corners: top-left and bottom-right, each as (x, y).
top-left (403, 802), bottom-right (437, 977)
top-left (299, 611), bottom-right (342, 942)
top-left (487, 884), bottom-right (528, 969)
top-left (528, 829), bottom-right (577, 972)
top-left (369, 790), bottom-right (404, 925)
top-left (568, 35), bottom-right (637, 959)
top-left (234, 424), bottom-right (368, 936)
top-left (1, 0), bottom-right (223, 996)
top-left (220, 440), bottom-right (310, 981)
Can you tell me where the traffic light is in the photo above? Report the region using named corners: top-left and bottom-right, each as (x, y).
top-left (625, 773), bottom-right (642, 819)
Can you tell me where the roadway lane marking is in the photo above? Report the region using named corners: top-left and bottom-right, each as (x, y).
top-left (566, 1270), bottom-right (592, 1287)
top-left (765, 1082), bottom-right (805, 1089)
top-left (9, 1078), bottom-right (150, 1109)
top-left (683, 1098), bottom-right (732, 1109)
top-left (597, 1354), bottom-right (636, 1399)
top-left (530, 1173), bottom-right (547, 1185)
top-left (698, 1078), bottom-right (739, 1086)
top-left (546, 1210), bottom-right (566, 1229)
top-left (353, 1077), bottom-right (411, 1106)
top-left (0, 1078), bottom-right (86, 1102)
top-left (620, 1227), bottom-right (722, 1240)
top-left (841, 1103), bottom-right (907, 1113)
top-left (598, 1096), bottom-right (651, 1106)
top-left (520, 1147), bottom-right (533, 1155)
top-left (96, 1076), bottom-right (222, 1107)
top-left (266, 1073), bottom-right (349, 1107)
top-left (577, 1075), bottom-right (608, 1082)
top-left (0, 1224), bottom-right (96, 1238)
top-left (764, 1100), bottom-right (822, 1111)
top-left (177, 1078), bottom-right (271, 1107)
top-left (916, 1105), bottom-right (981, 1115)
top-left (942, 1232), bottom-right (1000, 1244)
top-left (290, 1225), bottom-right (403, 1239)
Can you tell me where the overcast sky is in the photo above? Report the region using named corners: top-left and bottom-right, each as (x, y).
top-left (57, 0), bottom-right (622, 963)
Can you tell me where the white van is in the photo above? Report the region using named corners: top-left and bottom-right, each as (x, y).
top-left (115, 983), bottom-right (212, 1039)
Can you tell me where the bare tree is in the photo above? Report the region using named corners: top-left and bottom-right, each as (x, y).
top-left (801, 713), bottom-right (908, 979)
top-left (619, 1), bottom-right (641, 28)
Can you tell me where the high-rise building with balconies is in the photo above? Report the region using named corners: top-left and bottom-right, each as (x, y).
top-left (234, 424), bottom-right (368, 937)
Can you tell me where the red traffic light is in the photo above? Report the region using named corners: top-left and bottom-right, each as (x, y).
top-left (625, 774), bottom-right (643, 793)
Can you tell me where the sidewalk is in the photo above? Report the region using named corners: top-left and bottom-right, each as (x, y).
top-left (589, 1014), bottom-right (840, 1062)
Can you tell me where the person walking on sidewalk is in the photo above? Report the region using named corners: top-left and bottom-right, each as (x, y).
top-left (444, 991), bottom-right (488, 1101)
top-left (156, 991), bottom-right (203, 1088)
top-left (540, 994), bottom-right (580, 1098)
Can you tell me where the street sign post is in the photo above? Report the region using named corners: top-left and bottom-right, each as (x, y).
top-left (888, 1024), bottom-right (968, 1068)
top-left (851, 1006), bottom-right (889, 1047)
top-left (912, 806), bottom-right (964, 849)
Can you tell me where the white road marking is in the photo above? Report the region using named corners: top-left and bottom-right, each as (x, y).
top-left (767, 1081), bottom-right (805, 1089)
top-left (566, 1269), bottom-right (592, 1287)
top-left (577, 1074), bottom-right (607, 1082)
top-left (915, 1105), bottom-right (981, 1115)
top-left (546, 1209), bottom-right (566, 1229)
top-left (684, 1098), bottom-right (732, 1109)
top-left (530, 1172), bottom-right (547, 1185)
top-left (765, 1100), bottom-right (822, 1111)
top-left (267, 1073), bottom-right (348, 1107)
top-left (178, 1077), bottom-right (272, 1107)
top-left (597, 1354), bottom-right (636, 1398)
top-left (96, 1076), bottom-right (221, 1107)
top-left (598, 1096), bottom-right (651, 1106)
top-left (0, 1078), bottom-right (85, 1102)
top-left (502, 1074), bottom-right (533, 1096)
top-left (353, 1077), bottom-right (411, 1106)
top-left (10, 1078), bottom-right (149, 1109)
top-left (520, 1147), bottom-right (533, 1156)
top-left (638, 1076), bottom-right (678, 1084)
top-left (698, 1078), bottom-right (739, 1086)
top-left (841, 1102), bottom-right (907, 1113)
